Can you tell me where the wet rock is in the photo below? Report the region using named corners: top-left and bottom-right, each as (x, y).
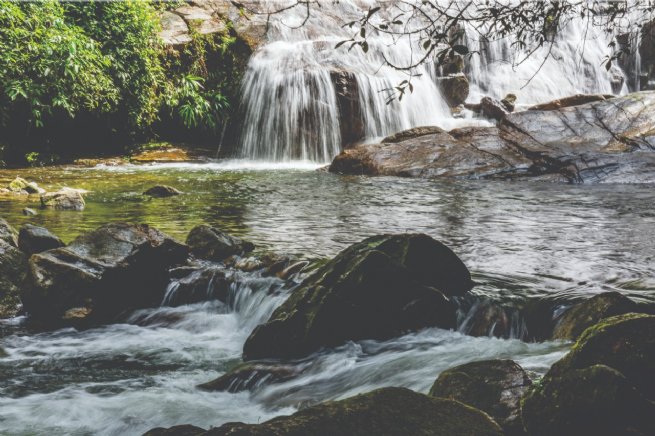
top-left (40, 189), bottom-right (85, 211)
top-left (243, 234), bottom-right (471, 360)
top-left (437, 74), bottom-right (470, 107)
top-left (430, 359), bottom-right (531, 435)
top-left (481, 97), bottom-right (509, 121)
top-left (501, 93), bottom-right (517, 112)
top-left (331, 71), bottom-right (364, 146)
top-left (22, 223), bottom-right (188, 326)
top-left (0, 239), bottom-right (28, 318)
top-left (130, 146), bottom-right (208, 164)
top-left (17, 224), bottom-right (64, 255)
top-left (150, 387), bottom-right (502, 436)
top-left (527, 94), bottom-right (614, 111)
top-left (640, 20), bottom-right (655, 87)
top-left (197, 362), bottom-right (300, 392)
top-left (0, 218), bottom-right (18, 247)
top-left (459, 300), bottom-right (511, 338)
top-left (163, 265), bottom-right (229, 306)
top-left (22, 208), bottom-right (37, 216)
top-left (441, 54), bottom-right (465, 75)
top-left (551, 292), bottom-right (638, 340)
top-left (8, 177), bottom-right (43, 194)
top-left (547, 313), bottom-right (655, 400)
top-left (521, 365), bottom-right (655, 436)
top-left (143, 185), bottom-right (183, 198)
top-left (186, 225), bottom-right (254, 262)
top-left (382, 126), bottom-right (447, 143)
top-left (277, 260), bottom-right (309, 280)
top-left (330, 91), bottom-right (655, 183)
top-left (144, 425), bottom-right (205, 436)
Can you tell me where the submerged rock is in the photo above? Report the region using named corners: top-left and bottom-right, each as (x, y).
top-left (22, 223), bottom-right (188, 326)
top-left (0, 239), bottom-right (28, 318)
top-left (330, 91), bottom-right (655, 183)
top-left (430, 359), bottom-right (531, 435)
top-left (40, 189), bottom-right (85, 211)
top-left (186, 225), bottom-right (254, 262)
top-left (7, 177), bottom-right (44, 194)
top-left (521, 364), bottom-right (655, 436)
top-left (22, 208), bottom-right (37, 216)
top-left (147, 387), bottom-right (502, 436)
top-left (197, 362), bottom-right (300, 393)
top-left (0, 218), bottom-right (18, 247)
top-left (144, 185), bottom-right (183, 198)
top-left (551, 292), bottom-right (638, 340)
top-left (17, 224), bottom-right (64, 255)
top-left (163, 265), bottom-right (229, 307)
top-left (243, 234), bottom-right (472, 360)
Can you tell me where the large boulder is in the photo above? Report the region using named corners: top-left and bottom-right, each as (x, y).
top-left (521, 365), bottom-right (655, 436)
top-left (430, 360), bottom-right (531, 435)
top-left (0, 218), bottom-right (18, 247)
top-left (242, 234), bottom-right (472, 360)
top-left (437, 74), bottom-right (470, 107)
top-left (480, 97), bottom-right (509, 121)
top-left (331, 71), bottom-right (365, 146)
top-left (146, 387), bottom-right (503, 436)
top-left (0, 239), bottom-right (28, 318)
top-left (330, 91), bottom-right (655, 183)
top-left (551, 292), bottom-right (638, 340)
top-left (17, 224), bottom-right (64, 255)
top-left (186, 225), bottom-right (254, 261)
top-left (40, 189), bottom-right (85, 211)
top-left (22, 223), bottom-right (189, 325)
top-left (144, 185), bottom-right (183, 198)
top-left (547, 313), bottom-right (655, 400)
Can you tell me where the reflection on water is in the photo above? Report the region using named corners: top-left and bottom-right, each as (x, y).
top-left (0, 162), bottom-right (654, 435)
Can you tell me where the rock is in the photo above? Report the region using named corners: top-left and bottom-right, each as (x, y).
top-left (459, 300), bottom-right (511, 338)
top-left (144, 425), bottom-right (205, 436)
top-left (40, 189), bottom-right (85, 211)
top-left (22, 223), bottom-right (188, 326)
top-left (163, 265), bottom-right (229, 306)
top-left (17, 224), bottom-right (64, 255)
top-left (552, 292), bottom-right (638, 340)
top-left (382, 126), bottom-right (446, 143)
top-left (480, 97), bottom-right (509, 121)
top-left (430, 359), bottom-right (531, 435)
top-left (441, 54), bottom-right (465, 75)
top-left (148, 387), bottom-right (503, 436)
top-left (186, 225), bottom-right (254, 262)
top-left (521, 365), bottom-right (655, 436)
top-left (527, 94), bottom-right (613, 111)
top-left (159, 11), bottom-right (192, 46)
top-left (0, 218), bottom-right (18, 247)
top-left (243, 234), bottom-right (471, 360)
top-left (197, 362), bottom-right (300, 392)
top-left (331, 71), bottom-right (364, 146)
top-left (640, 20), bottom-right (655, 86)
top-left (547, 313), bottom-right (655, 400)
top-left (501, 93), bottom-right (517, 112)
top-left (0, 239), bottom-right (28, 318)
top-left (22, 208), bottom-right (37, 216)
top-left (277, 260), bottom-right (309, 280)
top-left (143, 185), bottom-right (183, 198)
top-left (8, 177), bottom-right (43, 194)
top-left (437, 74), bottom-right (470, 107)
top-left (329, 91), bottom-right (655, 183)
top-left (130, 147), bottom-right (207, 164)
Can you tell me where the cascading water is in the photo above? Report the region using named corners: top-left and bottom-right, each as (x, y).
top-left (237, 1), bottom-right (627, 162)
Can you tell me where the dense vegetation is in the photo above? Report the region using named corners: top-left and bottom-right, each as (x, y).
top-left (0, 0), bottom-right (245, 165)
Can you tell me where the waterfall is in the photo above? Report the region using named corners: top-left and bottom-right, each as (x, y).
top-left (237, 1), bottom-right (627, 162)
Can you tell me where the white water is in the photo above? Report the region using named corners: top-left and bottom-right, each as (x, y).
top-left (237, 1), bottom-right (627, 162)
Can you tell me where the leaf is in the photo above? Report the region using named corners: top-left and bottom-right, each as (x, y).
top-left (452, 45), bottom-right (469, 55)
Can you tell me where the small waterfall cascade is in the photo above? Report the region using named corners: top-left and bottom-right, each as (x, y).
top-left (237, 1), bottom-right (628, 162)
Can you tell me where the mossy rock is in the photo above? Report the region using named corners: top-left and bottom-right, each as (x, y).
top-left (146, 387), bottom-right (503, 436)
top-left (0, 218), bottom-right (18, 247)
top-left (552, 292), bottom-right (638, 340)
top-left (243, 234), bottom-right (471, 360)
top-left (0, 239), bottom-right (28, 318)
top-left (521, 365), bottom-right (655, 436)
top-left (430, 359), bottom-right (531, 435)
top-left (548, 313), bottom-right (655, 400)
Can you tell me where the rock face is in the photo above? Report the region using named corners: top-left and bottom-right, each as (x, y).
top-left (330, 91), bottom-right (655, 183)
top-left (331, 71), bottom-right (365, 146)
top-left (430, 360), bottom-right (531, 435)
top-left (186, 225), bottom-right (254, 262)
top-left (522, 364), bottom-right (655, 436)
top-left (17, 224), bottom-right (64, 255)
top-left (143, 185), bottom-right (183, 198)
top-left (22, 223), bottom-right (188, 325)
top-left (40, 189), bottom-right (86, 211)
top-left (0, 218), bottom-right (18, 247)
top-left (0, 239), bottom-right (28, 318)
top-left (437, 74), bottom-right (470, 107)
top-left (551, 292), bottom-right (638, 340)
top-left (146, 388), bottom-right (503, 436)
top-left (243, 234), bottom-right (472, 360)
top-left (521, 313), bottom-right (655, 435)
